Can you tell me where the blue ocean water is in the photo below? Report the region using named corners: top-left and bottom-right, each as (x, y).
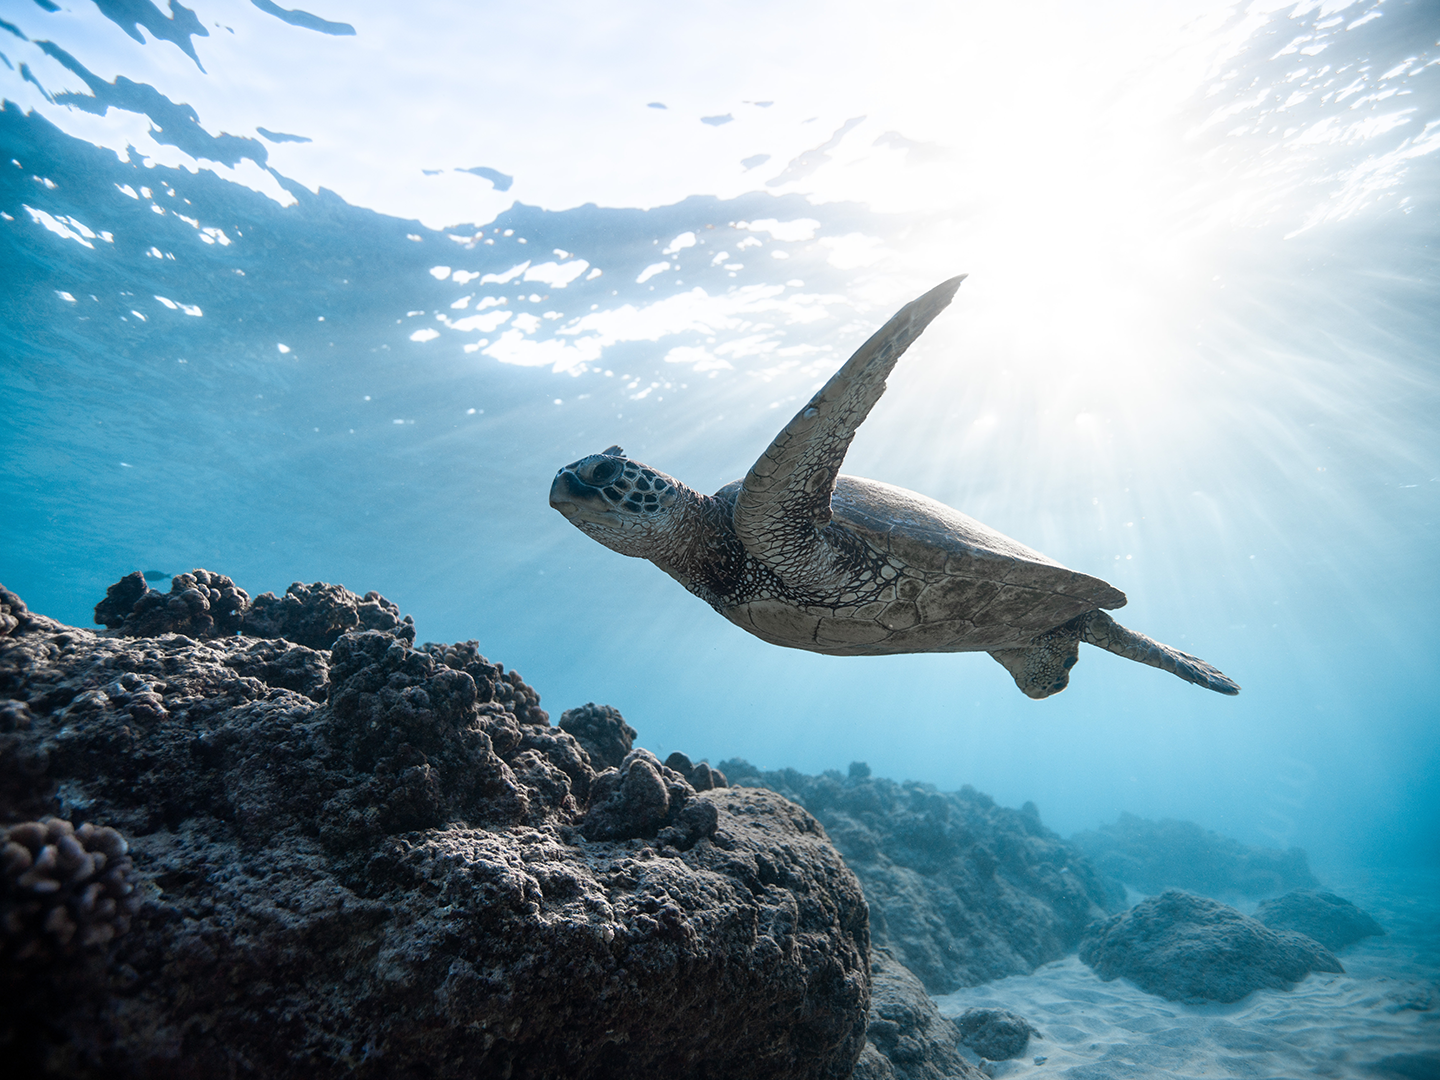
top-left (1, 0), bottom-right (1437, 877)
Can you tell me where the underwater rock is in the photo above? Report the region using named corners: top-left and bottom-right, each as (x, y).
top-left (559, 701), bottom-right (637, 769)
top-left (854, 949), bottom-right (983, 1080)
top-left (243, 579), bottom-right (416, 649)
top-left (92, 570), bottom-right (419, 652)
top-left (91, 572), bottom-right (149, 630)
top-left (1254, 888), bottom-right (1385, 952)
top-left (0, 587), bottom-right (29, 637)
top-left (664, 750), bottom-right (728, 791)
top-left (722, 761), bottom-right (1116, 993)
top-left (1069, 812), bottom-right (1319, 900)
top-left (0, 583), bottom-right (870, 1079)
top-left (1079, 889), bottom-right (1344, 1003)
top-left (953, 1008), bottom-right (1041, 1062)
top-left (93, 569), bottom-right (251, 638)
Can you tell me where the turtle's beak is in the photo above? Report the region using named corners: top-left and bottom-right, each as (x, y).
top-left (550, 470), bottom-right (616, 524)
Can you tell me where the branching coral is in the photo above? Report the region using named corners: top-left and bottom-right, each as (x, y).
top-left (2, 817), bottom-right (137, 962)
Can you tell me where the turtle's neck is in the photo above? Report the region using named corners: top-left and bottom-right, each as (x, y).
top-left (647, 487), bottom-right (753, 611)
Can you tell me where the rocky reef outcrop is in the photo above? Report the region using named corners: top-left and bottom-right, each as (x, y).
top-left (1069, 812), bottom-right (1319, 900)
top-left (1079, 889), bottom-right (1344, 1003)
top-left (1, 575), bottom-right (870, 1079)
top-left (1254, 888), bottom-right (1385, 952)
top-left (721, 761), bottom-right (1117, 993)
top-left (93, 571), bottom-right (416, 649)
top-left (853, 949), bottom-right (983, 1080)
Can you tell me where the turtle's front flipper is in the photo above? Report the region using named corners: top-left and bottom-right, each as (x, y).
top-left (734, 276), bottom-right (965, 565)
top-left (1079, 610), bottom-right (1240, 695)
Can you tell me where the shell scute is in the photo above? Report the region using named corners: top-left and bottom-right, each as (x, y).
top-left (815, 618), bottom-right (892, 647)
top-left (879, 601), bottom-right (921, 631)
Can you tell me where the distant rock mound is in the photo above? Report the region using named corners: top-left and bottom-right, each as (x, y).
top-left (1070, 812), bottom-right (1319, 899)
top-left (721, 760), bottom-right (1118, 993)
top-left (953, 1008), bottom-right (1041, 1062)
top-left (1079, 889), bottom-right (1344, 1003)
top-left (1254, 888), bottom-right (1385, 952)
top-left (93, 570), bottom-right (417, 649)
top-left (853, 949), bottom-right (983, 1080)
top-left (3, 579), bottom-right (870, 1079)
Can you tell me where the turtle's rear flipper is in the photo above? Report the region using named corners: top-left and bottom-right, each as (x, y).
top-left (989, 621), bottom-right (1083, 699)
top-left (1079, 610), bottom-right (1240, 695)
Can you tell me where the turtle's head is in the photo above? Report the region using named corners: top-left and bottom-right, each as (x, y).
top-left (550, 445), bottom-right (693, 559)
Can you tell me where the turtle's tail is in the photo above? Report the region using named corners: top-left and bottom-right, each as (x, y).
top-left (1078, 610), bottom-right (1240, 695)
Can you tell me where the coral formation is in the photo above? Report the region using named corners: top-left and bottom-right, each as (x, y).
top-left (1254, 888), bottom-right (1385, 952)
top-left (0, 587), bottom-right (28, 637)
top-left (1079, 889), bottom-right (1344, 1003)
top-left (92, 570), bottom-right (418, 651)
top-left (244, 580), bottom-right (416, 649)
top-left (722, 760), bottom-right (1116, 992)
top-left (664, 750), bottom-right (728, 791)
top-left (1069, 812), bottom-right (1319, 900)
top-left (1, 817), bottom-right (137, 962)
top-left (1, 579), bottom-right (869, 1079)
top-left (95, 570), bottom-right (250, 638)
top-left (579, 748), bottom-right (719, 850)
top-left (559, 702), bottom-right (637, 769)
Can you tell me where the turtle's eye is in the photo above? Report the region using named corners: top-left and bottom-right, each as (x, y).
top-left (582, 457), bottom-right (623, 486)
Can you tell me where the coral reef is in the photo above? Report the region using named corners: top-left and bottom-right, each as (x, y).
top-left (853, 949), bottom-right (983, 1080)
top-left (1, 579), bottom-right (869, 1080)
top-left (243, 580), bottom-right (416, 649)
top-left (559, 702), bottom-right (637, 769)
top-left (664, 750), bottom-right (728, 792)
top-left (2, 817), bottom-right (138, 962)
top-left (1069, 812), bottom-right (1319, 900)
top-left (2, 586), bottom-right (40, 637)
top-left (722, 760), bottom-right (1117, 992)
top-left (94, 569), bottom-right (250, 638)
top-left (1254, 888), bottom-right (1385, 952)
top-left (953, 1008), bottom-right (1041, 1062)
top-left (94, 570), bottom-right (418, 650)
top-left (1079, 890), bottom-right (1344, 1003)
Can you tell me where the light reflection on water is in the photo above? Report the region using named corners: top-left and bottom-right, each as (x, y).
top-left (0, 0), bottom-right (1437, 869)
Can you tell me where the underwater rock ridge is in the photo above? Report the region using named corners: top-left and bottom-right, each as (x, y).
top-left (1254, 888), bottom-right (1385, 952)
top-left (723, 759), bottom-right (1119, 994)
top-left (853, 949), bottom-right (984, 1080)
top-left (93, 569), bottom-right (417, 649)
top-left (1, 577), bottom-right (870, 1079)
top-left (1079, 889), bottom-right (1345, 1003)
top-left (1069, 811), bottom-right (1319, 900)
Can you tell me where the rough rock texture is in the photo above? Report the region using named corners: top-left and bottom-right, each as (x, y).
top-left (853, 950), bottom-right (983, 1080)
top-left (1070, 812), bottom-right (1319, 899)
top-left (94, 570), bottom-right (251, 639)
top-left (559, 702), bottom-right (637, 770)
top-left (721, 761), bottom-right (1117, 993)
top-left (1254, 888), bottom-right (1385, 952)
top-left (953, 1009), bottom-right (1040, 1062)
top-left (94, 571), bottom-right (418, 651)
top-left (664, 751), bottom-right (728, 792)
top-left (242, 580), bottom-right (417, 649)
top-left (1, 582), bottom-right (870, 1080)
top-left (0, 585), bottom-right (32, 637)
top-left (1079, 889), bottom-right (1344, 1003)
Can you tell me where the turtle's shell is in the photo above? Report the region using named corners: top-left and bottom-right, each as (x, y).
top-left (722, 475), bottom-right (1127, 656)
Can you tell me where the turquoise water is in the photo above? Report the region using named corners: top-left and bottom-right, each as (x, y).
top-left (2, 0), bottom-right (1437, 871)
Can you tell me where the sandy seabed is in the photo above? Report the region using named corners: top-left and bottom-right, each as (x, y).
top-left (933, 869), bottom-right (1440, 1079)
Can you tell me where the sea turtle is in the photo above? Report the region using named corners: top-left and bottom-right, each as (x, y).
top-left (549, 277), bottom-right (1239, 699)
